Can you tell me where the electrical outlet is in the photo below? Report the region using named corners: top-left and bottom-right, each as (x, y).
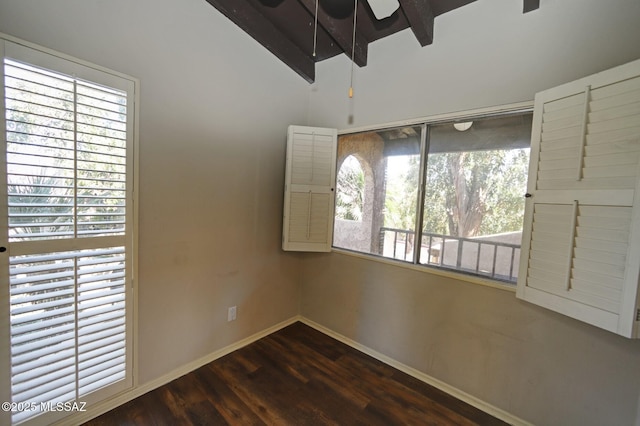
top-left (227, 306), bottom-right (237, 322)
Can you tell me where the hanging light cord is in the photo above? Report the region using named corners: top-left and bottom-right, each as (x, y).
top-left (349, 0), bottom-right (358, 98)
top-left (312, 0), bottom-right (319, 57)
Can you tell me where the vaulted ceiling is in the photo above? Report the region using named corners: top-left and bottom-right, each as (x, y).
top-left (205, 0), bottom-right (540, 83)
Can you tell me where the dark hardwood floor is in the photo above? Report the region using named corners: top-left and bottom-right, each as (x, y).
top-left (84, 322), bottom-right (508, 425)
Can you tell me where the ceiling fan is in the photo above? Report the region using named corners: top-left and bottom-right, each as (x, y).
top-left (310, 0), bottom-right (401, 97)
top-left (319, 0), bottom-right (399, 20)
top-left (259, 0), bottom-right (399, 20)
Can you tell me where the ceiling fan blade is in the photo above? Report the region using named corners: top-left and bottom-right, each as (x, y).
top-left (320, 0), bottom-right (354, 19)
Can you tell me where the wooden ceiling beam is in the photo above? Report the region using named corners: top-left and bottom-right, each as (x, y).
top-left (298, 0), bottom-right (368, 67)
top-left (398, 0), bottom-right (434, 46)
top-left (205, 0), bottom-right (315, 82)
top-left (523, 0), bottom-right (540, 13)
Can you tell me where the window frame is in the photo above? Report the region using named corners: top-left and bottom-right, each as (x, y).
top-left (331, 102), bottom-right (534, 289)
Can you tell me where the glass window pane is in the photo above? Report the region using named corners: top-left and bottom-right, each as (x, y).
top-left (420, 113), bottom-right (532, 283)
top-left (333, 126), bottom-right (422, 261)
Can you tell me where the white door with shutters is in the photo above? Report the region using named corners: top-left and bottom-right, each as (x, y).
top-left (517, 58), bottom-right (640, 338)
top-left (0, 37), bottom-right (136, 425)
top-left (282, 125), bottom-right (337, 252)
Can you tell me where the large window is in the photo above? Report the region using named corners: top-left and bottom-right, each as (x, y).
top-left (1, 38), bottom-right (136, 425)
top-left (333, 111), bottom-right (532, 284)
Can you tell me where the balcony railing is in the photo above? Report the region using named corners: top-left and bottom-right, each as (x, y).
top-left (379, 227), bottom-right (521, 283)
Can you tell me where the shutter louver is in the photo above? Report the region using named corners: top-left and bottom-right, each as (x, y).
top-left (76, 82), bottom-right (127, 238)
top-left (517, 59), bottom-right (640, 338)
top-left (537, 75), bottom-right (640, 191)
top-left (527, 203), bottom-right (629, 314)
top-left (9, 251), bottom-right (78, 425)
top-left (287, 191), bottom-right (331, 243)
top-left (282, 126), bottom-right (337, 252)
top-left (8, 248), bottom-right (126, 424)
top-left (290, 132), bottom-right (334, 186)
top-left (77, 247), bottom-right (126, 395)
top-left (6, 61), bottom-right (76, 241)
top-left (2, 41), bottom-right (134, 426)
top-left (5, 60), bottom-right (128, 241)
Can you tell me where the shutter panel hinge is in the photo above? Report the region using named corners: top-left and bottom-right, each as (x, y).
top-left (636, 308), bottom-right (640, 322)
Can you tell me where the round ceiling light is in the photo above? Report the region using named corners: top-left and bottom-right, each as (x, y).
top-left (453, 121), bottom-right (473, 131)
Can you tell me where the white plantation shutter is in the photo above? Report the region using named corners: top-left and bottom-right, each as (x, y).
top-left (6, 63), bottom-right (127, 241)
top-left (287, 192), bottom-right (332, 243)
top-left (517, 59), bottom-right (640, 338)
top-left (9, 248), bottom-right (127, 424)
top-left (1, 38), bottom-right (135, 425)
top-left (283, 125), bottom-right (337, 252)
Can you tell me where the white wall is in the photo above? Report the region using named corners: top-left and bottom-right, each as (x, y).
top-left (309, 0), bottom-right (640, 129)
top-left (303, 0), bottom-right (640, 425)
top-left (0, 0), bottom-right (308, 386)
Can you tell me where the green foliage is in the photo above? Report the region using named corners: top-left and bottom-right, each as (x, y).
top-left (423, 149), bottom-right (530, 237)
top-left (336, 155), bottom-right (365, 221)
top-left (8, 173), bottom-right (75, 237)
top-left (357, 148), bottom-right (528, 238)
top-left (384, 155), bottom-right (420, 230)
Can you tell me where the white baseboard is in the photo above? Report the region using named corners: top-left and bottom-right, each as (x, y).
top-left (55, 315), bottom-right (302, 426)
top-left (299, 317), bottom-right (532, 426)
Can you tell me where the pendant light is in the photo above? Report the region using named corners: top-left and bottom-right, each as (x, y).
top-left (312, 0), bottom-right (359, 98)
top-left (349, 0), bottom-right (358, 98)
top-left (312, 0), bottom-right (319, 57)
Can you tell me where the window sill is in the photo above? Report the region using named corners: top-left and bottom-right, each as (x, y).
top-left (331, 247), bottom-right (517, 293)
